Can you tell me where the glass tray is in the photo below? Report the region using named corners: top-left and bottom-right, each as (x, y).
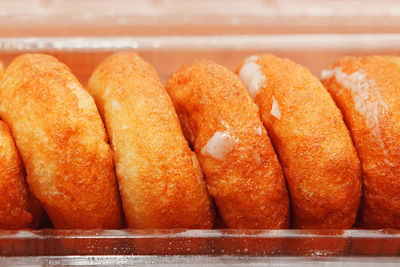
top-left (1, 229), bottom-right (400, 265)
top-left (0, 34), bottom-right (399, 86)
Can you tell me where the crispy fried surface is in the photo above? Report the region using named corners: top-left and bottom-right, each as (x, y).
top-left (238, 54), bottom-right (361, 229)
top-left (322, 56), bottom-right (400, 228)
top-left (0, 54), bottom-right (123, 229)
top-left (0, 121), bottom-right (44, 229)
top-left (88, 52), bottom-right (215, 228)
top-left (166, 60), bottom-right (289, 229)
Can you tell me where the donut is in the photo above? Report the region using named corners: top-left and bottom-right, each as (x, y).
top-left (0, 60), bottom-right (44, 229)
top-left (237, 54), bottom-right (361, 229)
top-left (321, 56), bottom-right (400, 228)
top-left (0, 121), bottom-right (44, 229)
top-left (88, 52), bottom-right (215, 228)
top-left (166, 60), bottom-right (290, 229)
top-left (0, 53), bottom-right (123, 229)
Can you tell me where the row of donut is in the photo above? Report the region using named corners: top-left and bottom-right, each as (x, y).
top-left (0, 52), bottom-right (397, 230)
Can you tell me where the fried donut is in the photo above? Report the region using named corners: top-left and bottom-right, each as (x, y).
top-left (237, 54), bottom-right (361, 229)
top-left (0, 54), bottom-right (123, 229)
top-left (321, 56), bottom-right (400, 228)
top-left (0, 60), bottom-right (44, 229)
top-left (88, 52), bottom-right (215, 228)
top-left (0, 121), bottom-right (44, 229)
top-left (166, 60), bottom-right (289, 229)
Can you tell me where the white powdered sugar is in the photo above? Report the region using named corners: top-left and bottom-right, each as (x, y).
top-left (320, 69), bottom-right (335, 80)
top-left (255, 125), bottom-right (262, 136)
top-left (239, 56), bottom-right (266, 100)
top-left (270, 96), bottom-right (281, 119)
top-left (201, 131), bottom-right (235, 160)
top-left (321, 66), bottom-right (388, 150)
top-left (245, 55), bottom-right (259, 63)
top-left (252, 151), bottom-right (261, 165)
top-left (68, 82), bottom-right (91, 110)
top-left (111, 100), bottom-right (122, 110)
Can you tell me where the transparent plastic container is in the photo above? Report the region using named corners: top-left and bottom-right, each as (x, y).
top-left (1, 0), bottom-right (400, 265)
top-left (1, 0), bottom-right (400, 36)
top-left (1, 229), bottom-right (400, 265)
top-left (1, 34), bottom-right (398, 86)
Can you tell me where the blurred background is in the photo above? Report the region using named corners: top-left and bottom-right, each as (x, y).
top-left (2, 0), bottom-right (400, 36)
top-left (0, 0), bottom-right (399, 84)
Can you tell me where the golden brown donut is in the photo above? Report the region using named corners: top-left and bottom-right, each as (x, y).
top-left (237, 54), bottom-right (361, 229)
top-left (321, 56), bottom-right (400, 228)
top-left (0, 62), bottom-right (44, 229)
top-left (0, 54), bottom-right (123, 229)
top-left (88, 52), bottom-right (215, 228)
top-left (166, 60), bottom-right (290, 229)
top-left (0, 121), bottom-right (44, 229)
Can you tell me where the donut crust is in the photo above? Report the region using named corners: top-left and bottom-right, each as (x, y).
top-left (166, 60), bottom-right (290, 229)
top-left (322, 56), bottom-right (400, 228)
top-left (0, 121), bottom-right (43, 229)
top-left (0, 54), bottom-right (123, 229)
top-left (88, 52), bottom-right (215, 228)
top-left (238, 54), bottom-right (361, 229)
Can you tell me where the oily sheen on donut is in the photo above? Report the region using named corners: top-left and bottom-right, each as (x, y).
top-left (0, 60), bottom-right (44, 229)
top-left (88, 52), bottom-right (215, 228)
top-left (166, 60), bottom-right (290, 229)
top-left (321, 56), bottom-right (400, 228)
top-left (0, 121), bottom-right (44, 229)
top-left (237, 54), bottom-right (361, 229)
top-left (0, 54), bottom-right (123, 229)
